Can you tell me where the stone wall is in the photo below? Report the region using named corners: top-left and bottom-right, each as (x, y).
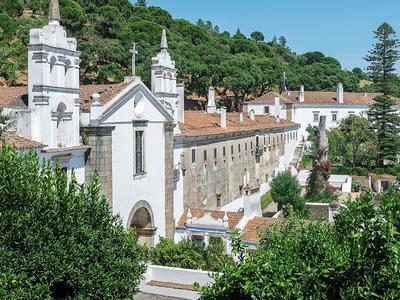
top-left (164, 122), bottom-right (175, 239)
top-left (178, 128), bottom-right (297, 211)
top-left (82, 126), bottom-right (114, 207)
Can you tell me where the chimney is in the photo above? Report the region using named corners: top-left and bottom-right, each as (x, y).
top-left (221, 106), bottom-right (227, 128)
top-left (299, 85), bottom-right (305, 103)
top-left (239, 112), bottom-right (244, 122)
top-left (207, 86), bottom-right (216, 114)
top-left (249, 110), bottom-right (255, 120)
top-left (274, 96), bottom-right (280, 118)
top-left (337, 83), bottom-right (344, 104)
top-left (90, 93), bottom-right (102, 125)
top-left (243, 186), bottom-right (262, 218)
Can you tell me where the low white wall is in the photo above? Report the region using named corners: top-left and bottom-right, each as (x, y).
top-left (140, 264), bottom-right (216, 300)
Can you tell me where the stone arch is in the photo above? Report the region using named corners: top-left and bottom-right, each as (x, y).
top-left (127, 200), bottom-right (157, 246)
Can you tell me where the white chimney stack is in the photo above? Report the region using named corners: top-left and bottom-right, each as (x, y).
top-left (221, 106), bottom-right (227, 128)
top-left (299, 85), bottom-right (305, 103)
top-left (274, 96), bottom-right (280, 118)
top-left (207, 86), bottom-right (216, 113)
top-left (90, 93), bottom-right (102, 124)
top-left (337, 83), bottom-right (344, 104)
top-left (239, 112), bottom-right (244, 122)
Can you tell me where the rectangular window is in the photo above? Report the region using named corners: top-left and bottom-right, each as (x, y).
top-left (203, 150), bottom-right (207, 161)
top-left (245, 143), bottom-right (248, 151)
top-left (231, 145), bottom-right (234, 155)
top-left (332, 111), bottom-right (338, 122)
top-left (216, 194), bottom-right (221, 207)
top-left (214, 148), bottom-right (217, 159)
top-left (251, 141), bottom-right (253, 149)
top-left (238, 144), bottom-right (241, 153)
top-left (264, 106), bottom-right (270, 114)
top-left (349, 111), bottom-right (355, 116)
top-left (191, 149), bottom-right (196, 164)
top-left (135, 131), bottom-right (144, 174)
top-left (223, 146), bottom-right (226, 157)
top-left (313, 111), bottom-right (320, 123)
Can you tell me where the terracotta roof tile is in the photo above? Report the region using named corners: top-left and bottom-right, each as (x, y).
top-left (0, 131), bottom-right (44, 150)
top-left (0, 83), bottom-right (131, 112)
top-left (179, 111), bottom-right (298, 137)
top-left (242, 216), bottom-right (279, 243)
top-left (251, 91), bottom-right (293, 104)
top-left (250, 90), bottom-right (400, 106)
top-left (177, 208), bottom-right (244, 230)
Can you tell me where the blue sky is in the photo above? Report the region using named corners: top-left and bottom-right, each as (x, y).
top-left (146, 0), bottom-right (400, 72)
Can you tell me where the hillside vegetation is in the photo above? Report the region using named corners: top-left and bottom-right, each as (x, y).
top-left (1, 0), bottom-right (396, 102)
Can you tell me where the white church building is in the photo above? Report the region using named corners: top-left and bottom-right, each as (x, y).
top-left (1, 0), bottom-right (300, 246)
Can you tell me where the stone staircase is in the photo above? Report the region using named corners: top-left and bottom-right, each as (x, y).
top-left (290, 140), bottom-right (305, 170)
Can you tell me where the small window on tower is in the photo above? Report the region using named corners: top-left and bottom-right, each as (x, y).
top-left (264, 106), bottom-right (270, 114)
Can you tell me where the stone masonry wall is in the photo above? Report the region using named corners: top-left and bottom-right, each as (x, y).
top-left (164, 122), bottom-right (175, 239)
top-left (83, 126), bottom-right (114, 207)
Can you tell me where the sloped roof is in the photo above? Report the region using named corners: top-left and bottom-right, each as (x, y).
top-left (179, 111), bottom-right (298, 137)
top-left (177, 208), bottom-right (244, 230)
top-left (0, 83), bottom-right (130, 112)
top-left (0, 131), bottom-right (45, 150)
top-left (250, 90), bottom-right (400, 106)
top-left (242, 216), bottom-right (279, 243)
top-left (251, 91), bottom-right (293, 104)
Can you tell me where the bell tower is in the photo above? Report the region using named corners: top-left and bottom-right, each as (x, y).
top-left (27, 0), bottom-right (81, 148)
top-left (151, 30), bottom-right (179, 118)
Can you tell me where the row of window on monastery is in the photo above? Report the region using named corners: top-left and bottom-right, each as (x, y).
top-left (190, 131), bottom-right (298, 164)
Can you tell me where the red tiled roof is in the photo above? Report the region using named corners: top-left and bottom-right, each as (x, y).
top-left (179, 111), bottom-right (298, 137)
top-left (251, 91), bottom-right (293, 104)
top-left (0, 83), bottom-right (130, 111)
top-left (242, 216), bottom-right (279, 243)
top-left (250, 90), bottom-right (400, 106)
top-left (0, 131), bottom-right (45, 150)
top-left (177, 208), bottom-right (244, 230)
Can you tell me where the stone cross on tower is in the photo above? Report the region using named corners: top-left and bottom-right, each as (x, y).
top-left (130, 43), bottom-right (138, 76)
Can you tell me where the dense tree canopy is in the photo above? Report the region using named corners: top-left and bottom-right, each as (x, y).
top-left (0, 144), bottom-right (145, 299)
top-left (200, 189), bottom-right (400, 299)
top-left (1, 0), bottom-right (387, 105)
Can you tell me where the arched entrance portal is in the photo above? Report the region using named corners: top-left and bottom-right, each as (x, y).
top-left (127, 201), bottom-right (157, 247)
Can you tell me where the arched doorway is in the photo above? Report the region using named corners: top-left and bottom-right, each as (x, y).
top-left (127, 201), bottom-right (157, 246)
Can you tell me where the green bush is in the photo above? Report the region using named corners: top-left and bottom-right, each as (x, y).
top-left (374, 167), bottom-right (385, 175)
top-left (145, 237), bottom-right (234, 272)
top-left (271, 171), bottom-right (304, 215)
top-left (200, 190), bottom-right (400, 299)
top-left (0, 143), bottom-right (145, 299)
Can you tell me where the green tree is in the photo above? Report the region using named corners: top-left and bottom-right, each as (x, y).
top-left (278, 35), bottom-right (287, 47)
top-left (0, 144), bottom-right (145, 299)
top-left (338, 115), bottom-right (378, 168)
top-left (365, 22), bottom-right (400, 95)
top-left (200, 190), bottom-right (400, 299)
top-left (271, 171), bottom-right (304, 215)
top-left (0, 0), bottom-right (23, 17)
top-left (368, 95), bottom-right (400, 166)
top-left (60, 0), bottom-right (85, 31)
top-left (250, 31), bottom-right (264, 43)
top-left (136, 0), bottom-right (147, 6)
top-left (95, 5), bottom-right (125, 38)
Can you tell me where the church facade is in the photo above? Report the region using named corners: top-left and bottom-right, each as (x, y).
top-left (0, 0), bottom-right (300, 246)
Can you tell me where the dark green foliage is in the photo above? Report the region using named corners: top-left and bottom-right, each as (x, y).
top-left (3, 1), bottom-right (365, 100)
top-left (141, 237), bottom-right (234, 272)
top-left (0, 144), bottom-right (145, 299)
top-left (365, 22), bottom-right (400, 96)
top-left (200, 190), bottom-right (400, 299)
top-left (271, 171), bottom-right (304, 215)
top-left (368, 95), bottom-right (400, 166)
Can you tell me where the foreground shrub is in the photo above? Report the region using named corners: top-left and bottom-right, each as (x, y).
top-left (143, 237), bottom-right (234, 272)
top-left (0, 143), bottom-right (145, 299)
top-left (200, 190), bottom-right (400, 299)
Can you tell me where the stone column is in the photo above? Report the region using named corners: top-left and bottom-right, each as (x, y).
top-left (82, 126), bottom-right (114, 207)
top-left (164, 121), bottom-right (175, 239)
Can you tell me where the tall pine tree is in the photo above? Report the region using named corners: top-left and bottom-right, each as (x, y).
top-left (365, 23), bottom-right (400, 166)
top-left (368, 95), bottom-right (400, 166)
top-left (365, 22), bottom-right (399, 96)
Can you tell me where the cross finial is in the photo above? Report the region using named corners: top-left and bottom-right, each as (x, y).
top-left (130, 43), bottom-right (138, 76)
top-left (48, 0), bottom-right (60, 25)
